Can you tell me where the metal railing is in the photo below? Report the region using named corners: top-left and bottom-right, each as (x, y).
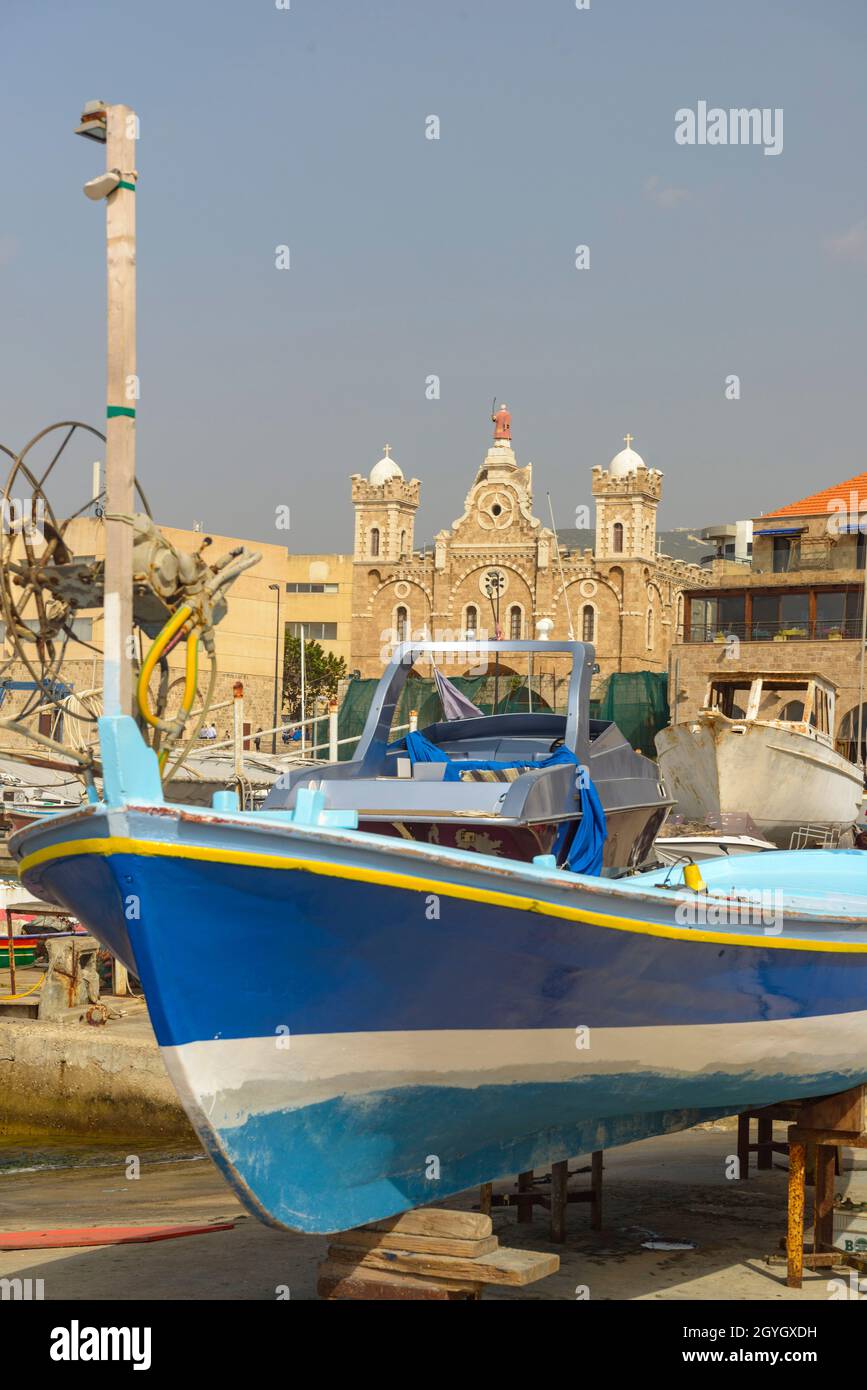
top-left (687, 617), bottom-right (863, 644)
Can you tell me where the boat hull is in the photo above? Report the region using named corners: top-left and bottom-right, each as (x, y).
top-left (14, 806), bottom-right (867, 1233)
top-left (656, 718), bottom-right (863, 847)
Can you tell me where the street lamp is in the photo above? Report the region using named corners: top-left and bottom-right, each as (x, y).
top-left (484, 570), bottom-right (505, 713)
top-left (269, 584), bottom-right (282, 753)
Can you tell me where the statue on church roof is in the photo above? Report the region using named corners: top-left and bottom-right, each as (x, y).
top-left (492, 401), bottom-right (511, 442)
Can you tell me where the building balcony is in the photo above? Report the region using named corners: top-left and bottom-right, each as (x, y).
top-left (686, 617), bottom-right (863, 644)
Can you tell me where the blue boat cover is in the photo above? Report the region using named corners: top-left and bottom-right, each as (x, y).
top-left (398, 731), bottom-right (607, 875)
top-left (552, 778), bottom-right (607, 876)
top-left (401, 730), bottom-right (578, 779)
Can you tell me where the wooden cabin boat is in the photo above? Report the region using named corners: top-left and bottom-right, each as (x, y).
top-left (655, 673), bottom-right (864, 849)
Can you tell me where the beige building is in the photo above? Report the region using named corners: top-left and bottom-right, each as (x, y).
top-left (671, 469), bottom-right (867, 763)
top-left (349, 415), bottom-right (708, 691)
top-left (0, 516), bottom-right (352, 740)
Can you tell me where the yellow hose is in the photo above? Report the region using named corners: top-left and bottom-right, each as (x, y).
top-left (137, 604), bottom-right (193, 729)
top-left (156, 629), bottom-right (200, 772)
top-left (1, 973), bottom-right (45, 1001)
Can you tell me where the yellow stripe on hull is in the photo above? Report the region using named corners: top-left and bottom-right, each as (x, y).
top-left (17, 834), bottom-right (867, 955)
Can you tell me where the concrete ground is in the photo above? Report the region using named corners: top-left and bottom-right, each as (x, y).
top-left (2, 1120), bottom-right (865, 1300)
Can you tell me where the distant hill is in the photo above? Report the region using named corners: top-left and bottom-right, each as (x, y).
top-left (556, 527), bottom-right (709, 565)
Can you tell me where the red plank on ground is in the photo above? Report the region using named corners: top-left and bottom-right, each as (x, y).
top-left (0, 1222), bottom-right (235, 1250)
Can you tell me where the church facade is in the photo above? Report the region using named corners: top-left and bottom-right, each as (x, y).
top-left (349, 408), bottom-right (708, 685)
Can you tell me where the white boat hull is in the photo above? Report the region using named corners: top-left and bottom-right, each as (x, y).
top-left (656, 718), bottom-right (863, 848)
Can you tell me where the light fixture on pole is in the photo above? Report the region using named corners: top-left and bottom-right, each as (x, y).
top-left (484, 569), bottom-right (505, 712)
top-left (268, 584), bottom-right (282, 754)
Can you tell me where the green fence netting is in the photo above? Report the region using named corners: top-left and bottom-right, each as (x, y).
top-left (334, 668), bottom-right (669, 760)
top-left (592, 671), bottom-right (670, 757)
top-left (334, 673), bottom-right (537, 759)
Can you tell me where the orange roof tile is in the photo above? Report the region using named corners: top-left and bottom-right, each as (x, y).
top-left (761, 470), bottom-right (867, 519)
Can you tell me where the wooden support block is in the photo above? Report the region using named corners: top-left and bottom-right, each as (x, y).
top-left (364, 1208), bottom-right (492, 1240)
top-left (591, 1149), bottom-right (603, 1231)
top-left (327, 1240), bottom-right (560, 1287)
top-left (797, 1084), bottom-right (867, 1136)
top-left (331, 1227), bottom-right (499, 1258)
top-left (757, 1116), bottom-right (773, 1170)
top-left (814, 1144), bottom-right (836, 1251)
top-left (516, 1170), bottom-right (535, 1223)
top-left (550, 1160), bottom-right (568, 1244)
top-left (317, 1260), bottom-right (481, 1301)
top-left (737, 1113), bottom-right (750, 1180)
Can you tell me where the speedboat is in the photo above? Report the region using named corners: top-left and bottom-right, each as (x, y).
top-left (12, 712), bottom-right (867, 1234)
top-left (264, 641), bottom-right (672, 870)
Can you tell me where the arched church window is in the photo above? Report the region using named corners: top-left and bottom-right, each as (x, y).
top-left (395, 606), bottom-right (408, 642)
top-left (465, 605), bottom-right (479, 638)
top-left (370, 527), bottom-right (380, 558)
top-left (582, 605), bottom-right (595, 643)
top-left (509, 606), bottom-right (522, 640)
top-left (613, 522), bottom-right (624, 554)
top-left (646, 606), bottom-right (654, 648)
top-left (399, 530), bottom-right (406, 557)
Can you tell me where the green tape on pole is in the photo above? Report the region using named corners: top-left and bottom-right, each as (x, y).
top-left (107, 406), bottom-right (136, 419)
top-left (117, 181), bottom-right (136, 192)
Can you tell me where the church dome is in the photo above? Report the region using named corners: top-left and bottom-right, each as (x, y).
top-left (369, 445), bottom-right (403, 485)
top-left (608, 437), bottom-right (646, 477)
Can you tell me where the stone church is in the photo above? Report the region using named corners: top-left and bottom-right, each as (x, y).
top-left (349, 407), bottom-right (706, 686)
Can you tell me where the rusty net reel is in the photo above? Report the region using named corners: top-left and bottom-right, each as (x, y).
top-left (0, 420), bottom-right (152, 728)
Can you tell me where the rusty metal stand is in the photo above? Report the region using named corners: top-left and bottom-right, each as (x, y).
top-left (783, 1085), bottom-right (867, 1289)
top-left (480, 1153), bottom-right (603, 1243)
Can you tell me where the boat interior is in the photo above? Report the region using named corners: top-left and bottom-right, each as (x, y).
top-left (703, 673), bottom-right (837, 745)
top-left (263, 641), bottom-right (669, 825)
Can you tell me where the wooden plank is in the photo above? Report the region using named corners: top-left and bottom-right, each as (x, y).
top-left (317, 1260), bottom-right (480, 1301)
top-left (789, 1127), bottom-right (867, 1148)
top-left (362, 1208), bottom-right (492, 1241)
top-left (797, 1084), bottom-right (867, 1135)
top-left (0, 1222), bottom-right (235, 1250)
top-left (333, 1227), bottom-right (498, 1258)
top-left (327, 1240), bottom-right (559, 1287)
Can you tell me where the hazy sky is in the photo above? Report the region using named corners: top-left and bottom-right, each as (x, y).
top-left (1, 0), bottom-right (865, 551)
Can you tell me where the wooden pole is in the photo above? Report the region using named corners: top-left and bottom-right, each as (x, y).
top-left (103, 104), bottom-right (137, 716)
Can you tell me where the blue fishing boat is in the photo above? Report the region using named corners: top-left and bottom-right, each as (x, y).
top-left (11, 709), bottom-right (867, 1234)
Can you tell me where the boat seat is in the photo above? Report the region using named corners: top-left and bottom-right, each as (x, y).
top-left (458, 767), bottom-right (523, 784)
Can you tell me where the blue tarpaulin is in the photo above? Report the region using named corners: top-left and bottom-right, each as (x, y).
top-left (400, 730), bottom-right (578, 780)
top-left (552, 779), bottom-right (607, 876)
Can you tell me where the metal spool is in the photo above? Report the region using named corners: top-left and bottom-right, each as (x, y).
top-left (0, 421), bottom-right (152, 725)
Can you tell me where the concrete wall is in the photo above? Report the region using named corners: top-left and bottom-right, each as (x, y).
top-left (0, 1020), bottom-right (192, 1140)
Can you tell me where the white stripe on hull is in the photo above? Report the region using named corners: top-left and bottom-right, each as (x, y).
top-left (161, 1010), bottom-right (867, 1131)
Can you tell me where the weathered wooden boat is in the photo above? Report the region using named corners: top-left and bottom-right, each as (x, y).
top-left (656, 673), bottom-right (864, 849)
top-left (264, 641), bottom-right (672, 870)
top-left (12, 713), bottom-right (867, 1234)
